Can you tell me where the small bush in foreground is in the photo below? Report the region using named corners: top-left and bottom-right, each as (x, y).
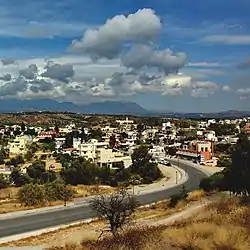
top-left (89, 189), bottom-right (139, 238)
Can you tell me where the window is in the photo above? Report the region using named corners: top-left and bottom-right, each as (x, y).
top-left (205, 147), bottom-right (208, 152)
top-left (201, 147), bottom-right (204, 152)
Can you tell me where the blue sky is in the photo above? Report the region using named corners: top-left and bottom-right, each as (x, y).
top-left (0, 0), bottom-right (250, 112)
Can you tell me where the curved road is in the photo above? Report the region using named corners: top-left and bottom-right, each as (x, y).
top-left (0, 161), bottom-right (206, 238)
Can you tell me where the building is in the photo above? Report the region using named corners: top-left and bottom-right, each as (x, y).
top-left (72, 138), bottom-right (130, 167)
top-left (116, 117), bottom-right (134, 126)
top-left (8, 135), bottom-right (29, 155)
top-left (149, 146), bottom-right (165, 157)
top-left (244, 123), bottom-right (250, 133)
top-left (55, 137), bottom-right (66, 152)
top-left (58, 127), bottom-right (71, 135)
top-left (176, 140), bottom-right (214, 162)
top-left (197, 130), bottom-right (217, 142)
top-left (35, 131), bottom-right (57, 140)
top-left (162, 122), bottom-right (171, 130)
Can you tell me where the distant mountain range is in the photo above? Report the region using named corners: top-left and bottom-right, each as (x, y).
top-left (0, 99), bottom-right (249, 118)
top-left (0, 99), bottom-right (148, 115)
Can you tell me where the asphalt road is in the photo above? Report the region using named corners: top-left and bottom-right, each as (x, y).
top-left (0, 161), bottom-right (206, 238)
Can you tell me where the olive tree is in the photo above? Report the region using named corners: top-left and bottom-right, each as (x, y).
top-left (89, 189), bottom-right (139, 238)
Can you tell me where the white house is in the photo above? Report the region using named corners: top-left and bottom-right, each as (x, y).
top-left (8, 135), bottom-right (29, 155)
top-left (72, 138), bottom-right (130, 166)
top-left (55, 137), bottom-right (66, 152)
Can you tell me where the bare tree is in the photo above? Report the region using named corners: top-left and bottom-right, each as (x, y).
top-left (89, 189), bottom-right (139, 238)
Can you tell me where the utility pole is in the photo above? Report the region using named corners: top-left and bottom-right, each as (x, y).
top-left (176, 170), bottom-right (178, 184)
top-left (64, 184), bottom-right (67, 207)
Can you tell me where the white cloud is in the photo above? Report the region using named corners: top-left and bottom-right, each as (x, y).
top-left (193, 81), bottom-right (218, 89)
top-left (122, 44), bottom-right (187, 74)
top-left (199, 35), bottom-right (250, 45)
top-left (187, 62), bottom-right (224, 67)
top-left (222, 85), bottom-right (232, 92)
top-left (237, 88), bottom-right (250, 99)
top-left (160, 74), bottom-right (191, 95)
top-left (70, 8), bottom-right (161, 59)
top-left (191, 81), bottom-right (218, 98)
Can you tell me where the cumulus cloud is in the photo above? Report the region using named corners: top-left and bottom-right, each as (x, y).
top-left (237, 88), bottom-right (250, 99)
top-left (0, 77), bottom-right (28, 96)
top-left (42, 62), bottom-right (74, 83)
top-left (161, 74), bottom-right (192, 95)
top-left (19, 64), bottom-right (38, 79)
top-left (0, 74), bottom-right (12, 81)
top-left (70, 8), bottom-right (161, 59)
top-left (191, 81), bottom-right (218, 98)
top-left (0, 60), bottom-right (76, 98)
top-left (1, 59), bottom-right (17, 66)
top-left (222, 85), bottom-right (232, 92)
top-left (0, 53), bottom-right (222, 102)
top-left (29, 79), bottom-right (53, 93)
top-left (122, 45), bottom-right (187, 74)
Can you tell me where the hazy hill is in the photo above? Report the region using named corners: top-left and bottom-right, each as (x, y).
top-left (0, 99), bottom-right (147, 115)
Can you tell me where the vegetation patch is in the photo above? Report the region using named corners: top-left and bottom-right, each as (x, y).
top-left (44, 197), bottom-right (250, 250)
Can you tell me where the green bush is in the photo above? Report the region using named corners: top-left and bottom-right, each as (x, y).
top-left (45, 180), bottom-right (75, 202)
top-left (10, 168), bottom-right (30, 187)
top-left (18, 183), bottom-right (45, 206)
top-left (0, 174), bottom-right (9, 189)
top-left (18, 181), bottom-right (75, 206)
top-left (199, 173), bottom-right (226, 192)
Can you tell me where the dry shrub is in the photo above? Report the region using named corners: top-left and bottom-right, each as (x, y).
top-left (212, 226), bottom-right (249, 250)
top-left (174, 199), bottom-right (188, 210)
top-left (186, 189), bottom-right (206, 202)
top-left (81, 226), bottom-right (166, 250)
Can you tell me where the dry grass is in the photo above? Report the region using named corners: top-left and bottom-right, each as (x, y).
top-left (0, 185), bottom-right (115, 214)
top-left (72, 185), bottom-right (115, 198)
top-left (0, 200), bottom-right (68, 214)
top-left (186, 189), bottom-right (206, 202)
top-left (0, 187), bottom-right (19, 200)
top-left (44, 195), bottom-right (250, 250)
top-left (1, 197), bottom-right (191, 247)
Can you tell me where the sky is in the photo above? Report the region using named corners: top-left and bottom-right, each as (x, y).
top-left (0, 0), bottom-right (250, 112)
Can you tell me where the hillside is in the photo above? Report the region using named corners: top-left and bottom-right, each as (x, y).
top-left (47, 196), bottom-right (250, 250)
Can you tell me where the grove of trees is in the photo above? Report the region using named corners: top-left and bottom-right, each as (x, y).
top-left (18, 181), bottom-right (74, 206)
top-left (57, 145), bottom-right (163, 187)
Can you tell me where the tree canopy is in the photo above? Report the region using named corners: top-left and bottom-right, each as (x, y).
top-left (223, 133), bottom-right (250, 196)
